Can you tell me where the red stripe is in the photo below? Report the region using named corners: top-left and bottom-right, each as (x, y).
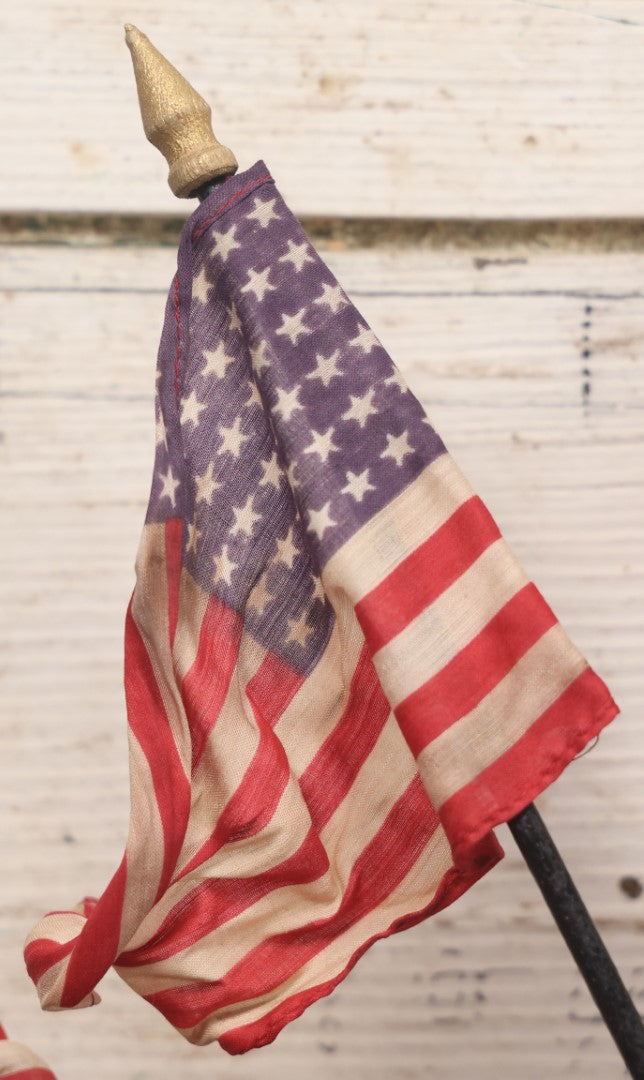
top-left (24, 936), bottom-right (75, 987)
top-left (2, 1070), bottom-right (57, 1080)
top-left (173, 652), bottom-right (303, 881)
top-left (217, 835), bottom-right (503, 1055)
top-left (124, 594), bottom-right (191, 902)
top-left (117, 825), bottom-right (329, 968)
top-left (181, 594), bottom-right (244, 774)
top-left (298, 643), bottom-right (390, 830)
top-left (395, 583), bottom-right (558, 757)
top-left (81, 897), bottom-right (97, 918)
top-left (165, 518), bottom-right (183, 651)
top-left (439, 665), bottom-right (620, 869)
top-left (59, 854), bottom-right (128, 1008)
top-left (355, 495), bottom-right (501, 653)
top-left (118, 645), bottom-right (388, 966)
top-left (176, 712), bottom-right (291, 880)
top-left (144, 774), bottom-right (443, 1029)
top-left (0, 1023), bottom-right (6, 1039)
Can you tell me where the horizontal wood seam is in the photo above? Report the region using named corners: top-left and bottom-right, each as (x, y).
top-left (3, 214), bottom-right (644, 251)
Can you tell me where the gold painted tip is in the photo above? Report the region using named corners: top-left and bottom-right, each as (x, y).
top-left (124, 23), bottom-right (237, 198)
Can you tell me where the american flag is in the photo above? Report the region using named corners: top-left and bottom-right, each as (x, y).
top-left (23, 159), bottom-right (620, 1053)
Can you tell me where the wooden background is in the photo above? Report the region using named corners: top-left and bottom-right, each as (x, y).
top-left (1, 2), bottom-right (642, 1078)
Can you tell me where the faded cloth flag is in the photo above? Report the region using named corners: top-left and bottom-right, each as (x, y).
top-left (24, 160), bottom-right (619, 1053)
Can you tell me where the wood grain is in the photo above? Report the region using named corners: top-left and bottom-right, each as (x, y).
top-left (3, 0), bottom-right (644, 218)
top-left (0, 242), bottom-right (641, 1079)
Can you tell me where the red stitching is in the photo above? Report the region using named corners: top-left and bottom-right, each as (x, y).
top-left (173, 274), bottom-right (181, 405)
top-left (191, 173), bottom-right (273, 241)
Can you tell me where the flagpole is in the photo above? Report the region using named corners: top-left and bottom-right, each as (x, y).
top-left (508, 802), bottom-right (644, 1077)
top-left (123, 24), bottom-right (644, 1078)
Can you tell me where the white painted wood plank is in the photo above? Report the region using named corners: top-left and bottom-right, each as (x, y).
top-left (3, 1), bottom-right (644, 218)
top-left (0, 243), bottom-right (641, 1079)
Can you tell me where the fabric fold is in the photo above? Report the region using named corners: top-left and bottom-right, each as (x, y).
top-left (24, 158), bottom-right (620, 1054)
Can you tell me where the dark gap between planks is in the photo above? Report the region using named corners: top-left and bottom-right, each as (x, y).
top-left (2, 214), bottom-right (644, 252)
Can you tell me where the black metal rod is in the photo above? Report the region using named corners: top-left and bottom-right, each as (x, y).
top-left (507, 802), bottom-right (644, 1079)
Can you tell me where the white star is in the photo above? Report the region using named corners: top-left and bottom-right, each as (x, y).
top-left (194, 461), bottom-right (222, 505)
top-left (155, 409), bottom-right (168, 449)
top-left (278, 238), bottom-right (315, 273)
top-left (250, 339), bottom-right (271, 374)
top-left (218, 416), bottom-right (249, 458)
top-left (302, 426), bottom-right (339, 462)
top-left (307, 501), bottom-right (336, 539)
top-left (212, 544), bottom-right (236, 587)
top-left (231, 494), bottom-right (261, 538)
top-left (313, 281), bottom-right (349, 314)
top-left (305, 349), bottom-right (343, 389)
top-left (274, 527), bottom-right (300, 569)
top-left (383, 430), bottom-right (414, 467)
top-left (180, 390), bottom-right (207, 431)
top-left (192, 266), bottom-right (213, 305)
top-left (202, 341), bottom-right (236, 379)
top-left (341, 468), bottom-right (375, 502)
top-left (273, 384), bottom-right (302, 422)
top-left (259, 451), bottom-right (281, 489)
top-left (211, 224), bottom-right (241, 261)
top-left (384, 367), bottom-right (409, 393)
top-left (246, 196), bottom-right (281, 229)
top-left (241, 266), bottom-right (276, 303)
top-left (349, 323), bottom-right (380, 354)
top-left (275, 306), bottom-right (311, 345)
top-left (186, 516), bottom-right (202, 554)
top-left (159, 466), bottom-right (180, 506)
top-left (285, 613), bottom-right (315, 648)
top-left (243, 379), bottom-right (263, 409)
top-left (342, 388), bottom-right (377, 429)
top-left (249, 572), bottom-right (274, 616)
top-left (227, 302), bottom-right (242, 334)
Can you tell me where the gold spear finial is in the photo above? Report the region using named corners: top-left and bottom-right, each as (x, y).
top-left (124, 23), bottom-right (237, 198)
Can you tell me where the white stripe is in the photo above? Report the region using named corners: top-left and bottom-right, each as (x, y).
top-left (115, 706), bottom-right (423, 997)
top-left (131, 522), bottom-right (191, 777)
top-left (118, 728), bottom-right (167, 951)
top-left (371, 536), bottom-right (530, 708)
top-left (36, 951), bottom-right (99, 1012)
top-left (171, 565), bottom-right (210, 681)
top-left (418, 622), bottom-right (589, 809)
top-left (274, 585), bottom-right (366, 772)
top-left (24, 909), bottom-right (86, 950)
top-left (126, 592), bottom-right (365, 948)
top-left (188, 825), bottom-right (453, 1044)
top-left (120, 646), bottom-right (267, 953)
top-left (177, 636), bottom-right (267, 861)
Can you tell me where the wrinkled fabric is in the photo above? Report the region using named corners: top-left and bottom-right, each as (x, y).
top-left (24, 160), bottom-right (620, 1054)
